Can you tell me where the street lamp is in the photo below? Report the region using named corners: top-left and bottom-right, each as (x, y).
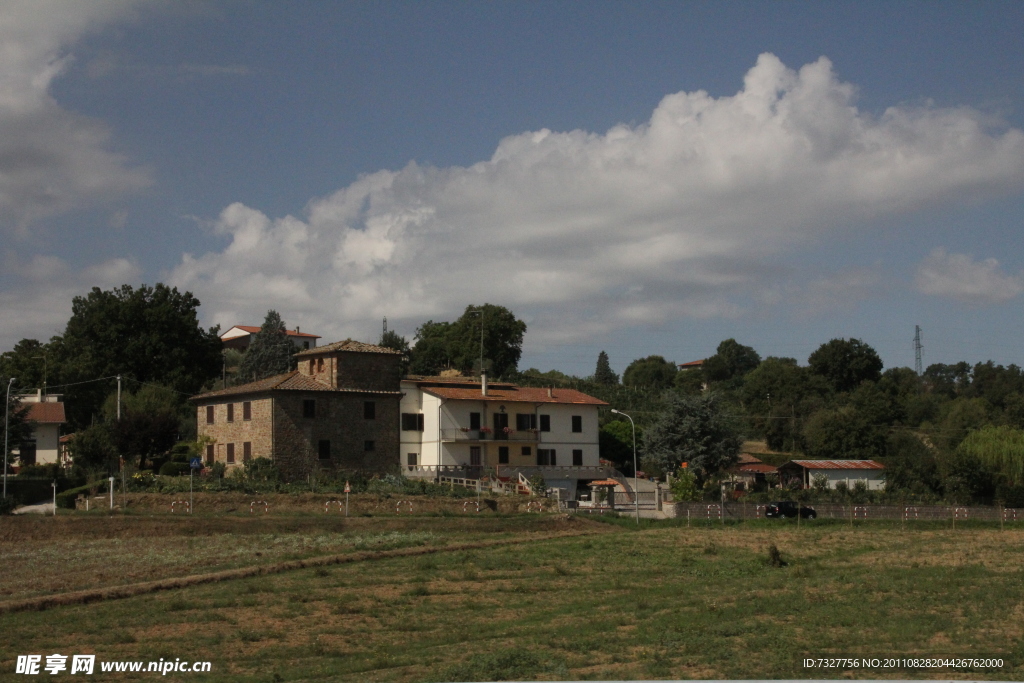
top-left (610, 408), bottom-right (639, 524)
top-left (4, 377), bottom-right (16, 499)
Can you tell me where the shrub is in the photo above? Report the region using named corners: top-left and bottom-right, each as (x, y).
top-left (159, 461), bottom-right (192, 476)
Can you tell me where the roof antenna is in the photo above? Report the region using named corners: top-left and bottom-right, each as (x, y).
top-left (383, 316), bottom-right (387, 336)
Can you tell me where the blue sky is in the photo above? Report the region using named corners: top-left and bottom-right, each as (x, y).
top-left (1, 0), bottom-right (1023, 377)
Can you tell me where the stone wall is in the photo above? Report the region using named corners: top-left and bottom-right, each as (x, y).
top-left (334, 353), bottom-right (402, 392)
top-left (196, 397), bottom-right (274, 470)
top-left (272, 392), bottom-right (400, 481)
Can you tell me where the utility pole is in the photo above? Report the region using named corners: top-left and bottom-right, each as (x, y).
top-left (117, 375), bottom-right (122, 421)
top-left (33, 355), bottom-right (46, 396)
top-left (913, 325), bottom-right (923, 376)
top-left (4, 377), bottom-right (15, 499)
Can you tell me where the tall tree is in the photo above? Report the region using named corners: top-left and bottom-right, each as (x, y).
top-left (808, 338), bottom-right (883, 393)
top-left (237, 310), bottom-right (296, 383)
top-left (641, 393), bottom-right (741, 483)
top-left (409, 305), bottom-right (526, 378)
top-left (593, 351), bottom-right (618, 385)
top-left (1, 379), bottom-right (31, 473)
top-left (702, 338), bottom-right (761, 385)
top-left (622, 355), bottom-right (677, 389)
top-left (53, 284), bottom-right (222, 429)
top-left (378, 327), bottom-right (411, 376)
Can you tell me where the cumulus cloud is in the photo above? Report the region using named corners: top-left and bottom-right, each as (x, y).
top-left (0, 254), bottom-right (141, 348)
top-left (0, 0), bottom-right (151, 233)
top-left (914, 248), bottom-right (1023, 303)
top-left (171, 53), bottom-right (1024, 343)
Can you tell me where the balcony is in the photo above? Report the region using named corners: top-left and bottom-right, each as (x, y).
top-left (440, 428), bottom-right (540, 443)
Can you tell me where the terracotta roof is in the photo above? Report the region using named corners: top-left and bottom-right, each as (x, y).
top-left (190, 371), bottom-right (401, 401)
top-left (223, 325), bottom-right (320, 339)
top-left (294, 339), bottom-right (402, 357)
top-left (420, 384), bottom-right (607, 406)
top-left (588, 479), bottom-right (621, 487)
top-left (22, 402), bottom-right (66, 423)
top-left (679, 359), bottom-right (705, 368)
top-left (737, 453), bottom-right (764, 465)
top-left (405, 375), bottom-right (516, 388)
top-left (785, 460), bottom-right (885, 470)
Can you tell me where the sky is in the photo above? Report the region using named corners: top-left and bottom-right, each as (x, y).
top-left (0, 0), bottom-right (1023, 378)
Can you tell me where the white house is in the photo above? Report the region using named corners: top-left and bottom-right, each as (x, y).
top-left (13, 390), bottom-right (66, 467)
top-left (779, 460), bottom-right (886, 491)
top-left (220, 325), bottom-right (320, 351)
top-left (399, 375), bottom-right (609, 489)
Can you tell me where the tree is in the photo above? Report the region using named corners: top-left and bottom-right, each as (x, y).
top-left (957, 425), bottom-right (1024, 488)
top-left (237, 310), bottom-right (296, 383)
top-left (408, 305), bottom-right (527, 378)
top-left (702, 339), bottom-right (761, 385)
top-left (53, 284), bottom-right (222, 429)
top-left (807, 338), bottom-right (883, 393)
top-left (67, 423), bottom-right (117, 472)
top-left (1, 379), bottom-right (31, 472)
top-left (802, 406), bottom-right (887, 461)
top-left (923, 361), bottom-right (972, 399)
top-left (103, 384), bottom-right (187, 470)
top-left (741, 357), bottom-right (828, 451)
top-left (378, 328), bottom-right (411, 376)
top-left (599, 420), bottom-right (639, 472)
top-left (641, 393), bottom-right (741, 483)
top-left (622, 355), bottom-right (677, 390)
top-left (594, 351), bottom-right (618, 385)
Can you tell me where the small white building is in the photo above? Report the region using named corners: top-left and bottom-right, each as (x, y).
top-left (779, 459), bottom-right (886, 491)
top-left (220, 325), bottom-right (320, 351)
top-left (13, 391), bottom-right (66, 467)
top-left (399, 375), bottom-right (608, 482)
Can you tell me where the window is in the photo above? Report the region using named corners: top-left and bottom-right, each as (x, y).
top-left (226, 404), bottom-right (234, 422)
top-left (206, 406), bottom-right (214, 424)
top-left (469, 447), bottom-right (481, 467)
top-left (226, 443), bottom-right (235, 464)
top-left (364, 401), bottom-right (376, 419)
top-left (401, 413), bottom-right (424, 431)
top-left (206, 444), bottom-right (214, 465)
top-left (318, 440), bottom-right (331, 459)
top-left (521, 446), bottom-right (531, 457)
top-left (309, 360), bottom-right (314, 373)
top-left (469, 412), bottom-right (481, 430)
top-left (303, 399), bottom-right (316, 418)
top-left (539, 414), bottom-right (551, 432)
top-left (572, 415), bottom-right (582, 433)
top-left (317, 358), bottom-right (324, 372)
top-left (243, 401), bottom-right (251, 420)
top-left (537, 449), bottom-right (556, 466)
top-left (498, 446), bottom-right (509, 464)
top-left (407, 452), bottom-right (418, 467)
top-left (516, 413), bottom-right (537, 430)
top-left (364, 440), bottom-right (375, 451)
top-left (303, 341), bottom-right (310, 350)
top-left (243, 442), bottom-right (252, 462)
top-left (573, 449), bottom-right (583, 466)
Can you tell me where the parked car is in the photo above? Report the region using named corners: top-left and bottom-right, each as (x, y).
top-left (765, 501), bottom-right (816, 519)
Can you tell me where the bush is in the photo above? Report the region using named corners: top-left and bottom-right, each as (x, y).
top-left (159, 461), bottom-right (192, 477)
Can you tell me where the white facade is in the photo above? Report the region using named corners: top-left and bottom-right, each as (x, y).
top-left (399, 379), bottom-right (603, 473)
top-left (13, 391), bottom-right (65, 467)
top-left (814, 469), bottom-right (886, 491)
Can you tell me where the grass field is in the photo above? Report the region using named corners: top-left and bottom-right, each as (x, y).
top-left (2, 511), bottom-right (1023, 681)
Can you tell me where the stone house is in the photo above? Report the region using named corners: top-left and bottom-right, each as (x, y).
top-left (191, 340), bottom-right (402, 481)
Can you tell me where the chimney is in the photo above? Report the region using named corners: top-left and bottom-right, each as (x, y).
top-left (547, 386), bottom-right (553, 398)
top-left (296, 325), bottom-right (300, 334)
top-left (481, 371), bottom-right (488, 396)
top-left (37, 388), bottom-right (42, 402)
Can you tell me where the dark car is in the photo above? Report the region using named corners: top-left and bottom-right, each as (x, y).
top-left (765, 501), bottom-right (816, 519)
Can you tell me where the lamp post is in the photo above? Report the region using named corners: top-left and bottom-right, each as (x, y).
top-left (4, 377), bottom-right (16, 499)
top-left (610, 408), bottom-right (639, 524)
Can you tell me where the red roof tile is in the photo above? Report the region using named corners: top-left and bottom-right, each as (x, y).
top-left (420, 384), bottom-right (607, 406)
top-left (224, 325), bottom-right (320, 339)
top-left (679, 359), bottom-right (705, 368)
top-left (190, 371), bottom-right (401, 401)
top-left (22, 402), bottom-right (66, 423)
top-left (294, 339), bottom-right (402, 357)
top-left (786, 460), bottom-right (884, 470)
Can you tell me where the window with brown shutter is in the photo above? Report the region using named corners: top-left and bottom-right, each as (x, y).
top-left (206, 444), bottom-right (214, 464)
top-left (226, 443), bottom-right (235, 463)
top-left (226, 404), bottom-right (234, 422)
top-left (206, 406), bottom-right (214, 424)
top-left (573, 449), bottom-right (583, 466)
top-left (243, 442), bottom-right (251, 462)
top-left (243, 402), bottom-right (251, 420)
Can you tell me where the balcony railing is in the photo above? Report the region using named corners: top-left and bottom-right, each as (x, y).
top-left (440, 428), bottom-right (539, 442)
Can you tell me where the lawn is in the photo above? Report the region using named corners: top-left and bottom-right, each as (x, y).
top-left (2, 514), bottom-right (1023, 681)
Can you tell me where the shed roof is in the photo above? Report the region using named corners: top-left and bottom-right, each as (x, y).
top-left (420, 384), bottom-right (607, 406)
top-left (23, 402), bottom-right (66, 424)
top-left (783, 460), bottom-right (884, 471)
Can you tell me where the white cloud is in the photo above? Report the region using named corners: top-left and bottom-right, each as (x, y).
top-left (0, 254), bottom-right (141, 348)
top-left (0, 1), bottom-right (151, 233)
top-left (171, 53), bottom-right (1024, 344)
top-left (914, 248), bottom-right (1023, 303)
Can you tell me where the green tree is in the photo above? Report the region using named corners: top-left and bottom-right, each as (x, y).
top-left (409, 305), bottom-right (526, 378)
top-left (702, 339), bottom-right (761, 386)
top-left (103, 384), bottom-right (186, 470)
top-left (741, 357), bottom-right (828, 451)
top-left (802, 406), bottom-right (887, 461)
top-left (923, 362), bottom-right (972, 399)
top-left (378, 328), bottom-right (410, 376)
top-left (1, 379), bottom-right (31, 473)
top-left (883, 431), bottom-right (941, 495)
top-left (594, 351), bottom-right (618, 385)
top-left (599, 420), bottom-right (639, 472)
top-left (641, 393), bottom-right (741, 484)
top-left (237, 310), bottom-right (296, 383)
top-left (53, 284), bottom-right (222, 429)
top-left (0, 339), bottom-right (52, 394)
top-left (67, 423), bottom-right (117, 472)
top-left (957, 425), bottom-right (1024, 487)
top-left (622, 355), bottom-right (677, 389)
top-left (808, 338), bottom-right (883, 394)
top-left (669, 467), bottom-right (701, 501)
